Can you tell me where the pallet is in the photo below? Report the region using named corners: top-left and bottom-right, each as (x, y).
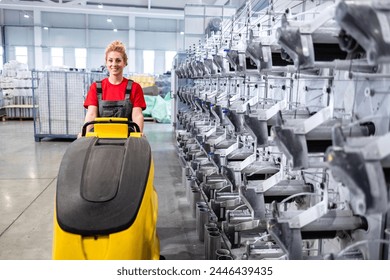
top-left (144, 117), bottom-right (156, 122)
top-left (1, 115), bottom-right (33, 122)
top-left (0, 108), bottom-right (5, 120)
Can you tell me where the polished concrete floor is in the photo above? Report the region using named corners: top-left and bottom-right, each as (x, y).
top-left (0, 120), bottom-right (203, 260)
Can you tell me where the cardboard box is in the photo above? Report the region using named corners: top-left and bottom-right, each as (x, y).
top-left (142, 85), bottom-right (159, 96)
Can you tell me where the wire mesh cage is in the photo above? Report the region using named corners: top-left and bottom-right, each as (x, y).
top-left (32, 71), bottom-right (106, 142)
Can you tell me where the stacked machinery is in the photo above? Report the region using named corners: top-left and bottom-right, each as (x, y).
top-left (174, 0), bottom-right (390, 260)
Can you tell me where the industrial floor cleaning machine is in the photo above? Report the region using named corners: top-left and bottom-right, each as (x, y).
top-left (52, 118), bottom-right (160, 259)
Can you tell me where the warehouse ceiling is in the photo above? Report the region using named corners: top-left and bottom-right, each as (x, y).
top-left (0, 0), bottom-right (246, 19)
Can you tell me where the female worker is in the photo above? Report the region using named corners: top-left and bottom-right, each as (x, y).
top-left (81, 40), bottom-right (146, 136)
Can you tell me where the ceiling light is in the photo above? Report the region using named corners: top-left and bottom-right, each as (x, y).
top-left (107, 18), bottom-right (112, 23)
top-left (113, 28), bottom-right (118, 32)
top-left (98, 4), bottom-right (103, 9)
top-left (43, 27), bottom-right (49, 30)
top-left (180, 31), bottom-right (184, 35)
top-left (24, 13), bottom-right (30, 19)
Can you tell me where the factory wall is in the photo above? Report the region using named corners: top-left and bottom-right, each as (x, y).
top-left (0, 8), bottom-right (184, 75)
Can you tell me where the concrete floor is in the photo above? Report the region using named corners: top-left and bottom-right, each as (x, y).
top-left (0, 120), bottom-right (203, 260)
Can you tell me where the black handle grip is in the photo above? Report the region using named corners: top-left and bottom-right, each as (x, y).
top-left (81, 119), bottom-right (140, 137)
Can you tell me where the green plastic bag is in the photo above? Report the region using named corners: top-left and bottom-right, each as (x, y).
top-left (143, 95), bottom-right (156, 117)
top-left (151, 95), bottom-right (171, 123)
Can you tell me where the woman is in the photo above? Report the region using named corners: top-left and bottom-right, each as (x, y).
top-left (81, 40), bottom-right (146, 136)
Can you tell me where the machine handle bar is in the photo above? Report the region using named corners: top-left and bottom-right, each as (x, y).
top-left (82, 119), bottom-right (140, 137)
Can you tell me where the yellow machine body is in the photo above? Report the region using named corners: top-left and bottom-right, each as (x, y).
top-left (52, 118), bottom-right (160, 260)
top-left (85, 117), bottom-right (141, 138)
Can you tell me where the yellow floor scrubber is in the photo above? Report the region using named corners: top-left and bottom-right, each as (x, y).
top-left (52, 118), bottom-right (160, 260)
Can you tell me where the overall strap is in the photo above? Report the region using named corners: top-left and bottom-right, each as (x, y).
top-left (96, 80), bottom-right (103, 102)
top-left (126, 79), bottom-right (133, 99)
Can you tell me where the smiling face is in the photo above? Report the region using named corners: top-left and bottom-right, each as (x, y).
top-left (106, 51), bottom-right (126, 76)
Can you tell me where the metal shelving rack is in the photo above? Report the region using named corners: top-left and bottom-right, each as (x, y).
top-left (32, 71), bottom-right (106, 142)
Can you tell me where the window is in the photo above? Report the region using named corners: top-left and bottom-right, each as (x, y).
top-left (143, 50), bottom-right (155, 74)
top-left (0, 47), bottom-right (3, 72)
top-left (75, 48), bottom-right (87, 69)
top-left (15, 46), bottom-right (28, 64)
top-left (51, 47), bottom-right (64, 67)
top-left (165, 51), bottom-right (176, 73)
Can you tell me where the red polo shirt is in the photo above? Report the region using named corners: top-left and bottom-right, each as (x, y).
top-left (84, 78), bottom-right (146, 110)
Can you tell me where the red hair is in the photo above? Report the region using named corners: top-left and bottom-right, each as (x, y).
top-left (105, 40), bottom-right (128, 65)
